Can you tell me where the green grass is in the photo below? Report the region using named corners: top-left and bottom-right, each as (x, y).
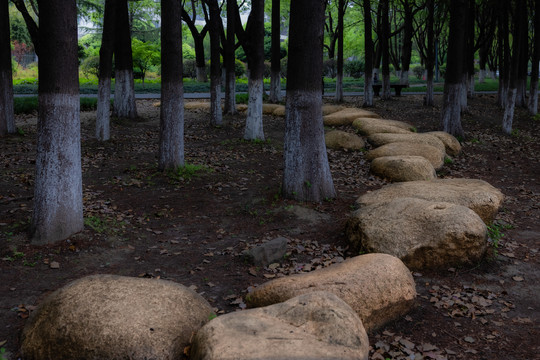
top-left (166, 163), bottom-right (212, 183)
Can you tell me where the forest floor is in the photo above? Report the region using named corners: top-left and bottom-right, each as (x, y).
top-left (0, 94), bottom-right (539, 360)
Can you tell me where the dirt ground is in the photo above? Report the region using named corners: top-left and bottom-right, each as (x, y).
top-left (1, 94), bottom-right (539, 359)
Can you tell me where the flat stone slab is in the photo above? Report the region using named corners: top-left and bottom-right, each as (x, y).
top-left (355, 178), bottom-right (504, 223)
top-left (371, 155), bottom-right (437, 182)
top-left (247, 253), bottom-right (416, 333)
top-left (352, 120), bottom-right (413, 136)
top-left (368, 133), bottom-right (446, 155)
top-left (325, 130), bottom-right (365, 150)
top-left (366, 142), bottom-right (445, 170)
top-left (323, 108), bottom-right (381, 126)
top-left (353, 117), bottom-right (414, 131)
top-left (191, 292), bottom-right (369, 360)
top-left (21, 275), bottom-right (214, 360)
top-left (346, 197), bottom-right (488, 270)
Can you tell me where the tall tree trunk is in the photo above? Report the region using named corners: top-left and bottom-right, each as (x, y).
top-left (381, 0), bottom-right (391, 99)
top-left (529, 0), bottom-right (540, 115)
top-left (497, 0), bottom-right (510, 108)
top-left (96, 0), bottom-right (116, 141)
top-left (441, 0), bottom-right (467, 138)
top-left (503, 0), bottom-right (526, 134)
top-left (223, 0), bottom-right (237, 114)
top-left (31, 0), bottom-right (83, 244)
top-left (269, 0), bottom-right (281, 103)
top-left (12, 0), bottom-right (40, 54)
top-left (194, 35), bottom-right (208, 82)
top-left (158, 0), bottom-right (184, 170)
top-left (400, 0), bottom-right (413, 85)
top-left (516, 4), bottom-right (529, 109)
top-left (283, 0), bottom-right (335, 202)
top-left (206, 0), bottom-right (222, 125)
top-left (424, 0), bottom-right (435, 106)
top-left (113, 0), bottom-right (137, 119)
top-left (244, 0), bottom-right (265, 141)
top-left (335, 0), bottom-right (345, 102)
top-left (0, 0), bottom-right (15, 136)
top-left (362, 0), bottom-right (374, 107)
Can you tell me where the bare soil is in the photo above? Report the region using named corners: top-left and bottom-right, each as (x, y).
top-left (1, 94), bottom-right (539, 359)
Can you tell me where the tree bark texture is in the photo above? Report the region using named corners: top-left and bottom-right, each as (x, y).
top-left (96, 0), bottom-right (116, 141)
top-left (441, 0), bottom-right (467, 138)
top-left (113, 0), bottom-right (137, 119)
top-left (283, 0), bottom-right (336, 202)
top-left (424, 0), bottom-right (435, 106)
top-left (31, 0), bottom-right (83, 244)
top-left (206, 0), bottom-right (222, 126)
top-left (159, 0), bottom-right (184, 170)
top-left (497, 0), bottom-right (510, 108)
top-left (244, 0), bottom-right (265, 141)
top-left (400, 0), bottom-right (413, 85)
top-left (529, 0), bottom-right (540, 115)
top-left (380, 0), bottom-right (391, 100)
top-left (362, 0), bottom-right (374, 107)
top-left (269, 0), bottom-right (282, 103)
top-left (335, 0), bottom-right (345, 102)
top-left (0, 0), bottom-right (15, 136)
top-left (224, 0), bottom-right (237, 114)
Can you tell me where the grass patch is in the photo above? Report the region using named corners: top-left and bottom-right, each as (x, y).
top-left (166, 163), bottom-right (212, 183)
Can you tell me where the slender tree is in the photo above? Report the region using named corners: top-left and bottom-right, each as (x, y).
top-left (399, 0), bottom-right (414, 85)
top-left (269, 0), bottom-right (282, 103)
top-left (113, 0), bottom-right (137, 119)
top-left (182, 0), bottom-right (209, 82)
top-left (441, 0), bottom-right (467, 138)
top-left (424, 0), bottom-right (435, 106)
top-left (380, 0), bottom-right (391, 99)
top-left (335, 0), bottom-right (345, 102)
top-left (283, 0), bottom-right (336, 202)
top-left (529, 0), bottom-right (540, 115)
top-left (0, 0), bottom-right (15, 136)
top-left (31, 0), bottom-right (83, 244)
top-left (244, 0), bottom-right (265, 141)
top-left (204, 0), bottom-right (223, 125)
top-left (96, 0), bottom-right (116, 141)
top-left (497, 0), bottom-right (510, 108)
top-left (158, 0), bottom-right (184, 170)
top-left (362, 0), bottom-right (374, 107)
top-left (11, 0), bottom-right (39, 54)
top-left (223, 0), bottom-right (237, 114)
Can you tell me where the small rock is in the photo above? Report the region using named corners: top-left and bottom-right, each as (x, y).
top-left (243, 237), bottom-right (288, 267)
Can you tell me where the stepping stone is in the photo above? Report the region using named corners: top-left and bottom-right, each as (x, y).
top-left (367, 133), bottom-right (446, 155)
top-left (273, 106), bottom-right (286, 116)
top-left (426, 131), bottom-right (462, 156)
top-left (247, 253), bottom-right (416, 333)
top-left (262, 103), bottom-right (283, 114)
top-left (21, 275), bottom-right (214, 360)
top-left (185, 101), bottom-right (211, 110)
top-left (366, 142), bottom-right (445, 170)
top-left (352, 120), bottom-right (412, 136)
top-left (371, 155), bottom-right (437, 182)
top-left (346, 198), bottom-right (488, 270)
top-left (322, 104), bottom-right (346, 115)
top-left (325, 130), bottom-right (365, 150)
top-left (354, 117), bottom-right (414, 131)
top-left (323, 108), bottom-right (381, 126)
top-left (191, 292), bottom-right (369, 360)
top-left (355, 178), bottom-right (504, 223)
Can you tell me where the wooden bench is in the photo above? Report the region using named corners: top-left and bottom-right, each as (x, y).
top-left (372, 84), bottom-right (408, 96)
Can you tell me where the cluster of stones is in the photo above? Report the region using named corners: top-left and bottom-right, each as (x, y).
top-left (21, 104), bottom-right (505, 359)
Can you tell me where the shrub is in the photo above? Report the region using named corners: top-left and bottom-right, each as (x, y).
top-left (81, 56), bottom-right (100, 78)
top-left (344, 59), bottom-right (365, 78)
top-left (235, 59), bottom-right (246, 78)
top-left (413, 65), bottom-right (425, 79)
top-left (263, 61), bottom-right (271, 79)
top-left (183, 59), bottom-right (198, 79)
top-left (280, 57), bottom-right (288, 78)
top-left (323, 59), bottom-right (337, 78)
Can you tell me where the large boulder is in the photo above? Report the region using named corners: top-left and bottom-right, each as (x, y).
top-left (426, 131), bottom-right (462, 156)
top-left (185, 101), bottom-right (211, 110)
top-left (325, 130), bottom-right (366, 150)
top-left (263, 103), bottom-right (284, 115)
top-left (247, 253), bottom-right (416, 333)
top-left (371, 156), bottom-right (437, 182)
top-left (367, 133), bottom-right (447, 155)
top-left (352, 120), bottom-right (412, 136)
top-left (191, 292), bottom-right (369, 360)
top-left (323, 108), bottom-right (381, 126)
top-left (346, 198), bottom-right (488, 270)
top-left (322, 104), bottom-right (346, 115)
top-left (366, 142), bottom-right (445, 170)
top-left (273, 106), bottom-right (286, 116)
top-left (356, 178), bottom-right (504, 223)
top-left (353, 117), bottom-right (414, 131)
top-left (21, 275), bottom-right (214, 360)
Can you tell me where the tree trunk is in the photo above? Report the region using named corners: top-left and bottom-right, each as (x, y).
top-left (269, 0), bottom-right (281, 103)
top-left (441, 0), bottom-right (467, 138)
top-left (96, 0), bottom-right (116, 141)
top-left (0, 0), bottom-right (15, 136)
top-left (497, 0), bottom-right (510, 108)
top-left (158, 0), bottom-right (184, 170)
top-left (335, 0), bottom-right (345, 102)
top-left (31, 0), bottom-right (83, 244)
top-left (283, 0), bottom-right (336, 202)
top-left (244, 0), bottom-right (265, 141)
top-left (400, 0), bottom-right (413, 86)
top-left (194, 36), bottom-right (208, 82)
top-left (424, 0), bottom-right (435, 106)
top-left (529, 0), bottom-right (540, 115)
top-left (380, 0), bottom-right (391, 100)
top-left (223, 0), bottom-right (237, 114)
top-left (362, 0), bottom-right (374, 107)
top-left (113, 0), bottom-right (137, 119)
top-left (206, 0), bottom-right (222, 126)
top-left (516, 4), bottom-right (529, 109)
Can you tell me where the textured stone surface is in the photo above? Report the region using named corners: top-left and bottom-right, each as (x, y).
top-left (262, 103), bottom-right (284, 114)
top-left (322, 104), bottom-right (346, 115)
top-left (426, 131), bottom-right (462, 156)
top-left (323, 108), bottom-right (381, 126)
top-left (247, 253), bottom-right (416, 333)
top-left (325, 130), bottom-right (366, 150)
top-left (352, 120), bottom-right (412, 136)
top-left (21, 275), bottom-right (213, 360)
top-left (371, 156), bottom-right (437, 182)
top-left (366, 142), bottom-right (445, 170)
top-left (355, 178), bottom-right (504, 223)
top-left (353, 117), bottom-right (414, 131)
top-left (367, 133), bottom-right (447, 154)
top-left (346, 198), bottom-right (488, 270)
top-left (191, 292), bottom-right (369, 360)
top-left (243, 237), bottom-right (288, 266)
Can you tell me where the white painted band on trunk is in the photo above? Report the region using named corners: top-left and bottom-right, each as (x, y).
top-left (244, 78), bottom-right (265, 140)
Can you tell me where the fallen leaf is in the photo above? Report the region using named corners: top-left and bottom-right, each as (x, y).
top-left (49, 261), bottom-right (60, 269)
top-left (464, 336), bottom-right (475, 343)
top-left (512, 276), bottom-right (524, 282)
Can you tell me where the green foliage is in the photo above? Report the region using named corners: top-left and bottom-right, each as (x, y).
top-left (131, 39), bottom-right (160, 84)
top-left (81, 55), bottom-right (100, 78)
top-left (183, 59), bottom-right (198, 79)
top-left (84, 216), bottom-right (108, 233)
top-left (235, 59), bottom-right (247, 78)
top-left (183, 43), bottom-right (196, 60)
top-left (344, 59), bottom-right (365, 79)
top-left (0, 346), bottom-right (7, 360)
top-left (166, 164), bottom-right (212, 183)
top-left (413, 65), bottom-right (425, 79)
top-left (323, 59), bottom-right (337, 78)
top-left (487, 221), bottom-right (513, 257)
top-left (444, 157), bottom-right (453, 164)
